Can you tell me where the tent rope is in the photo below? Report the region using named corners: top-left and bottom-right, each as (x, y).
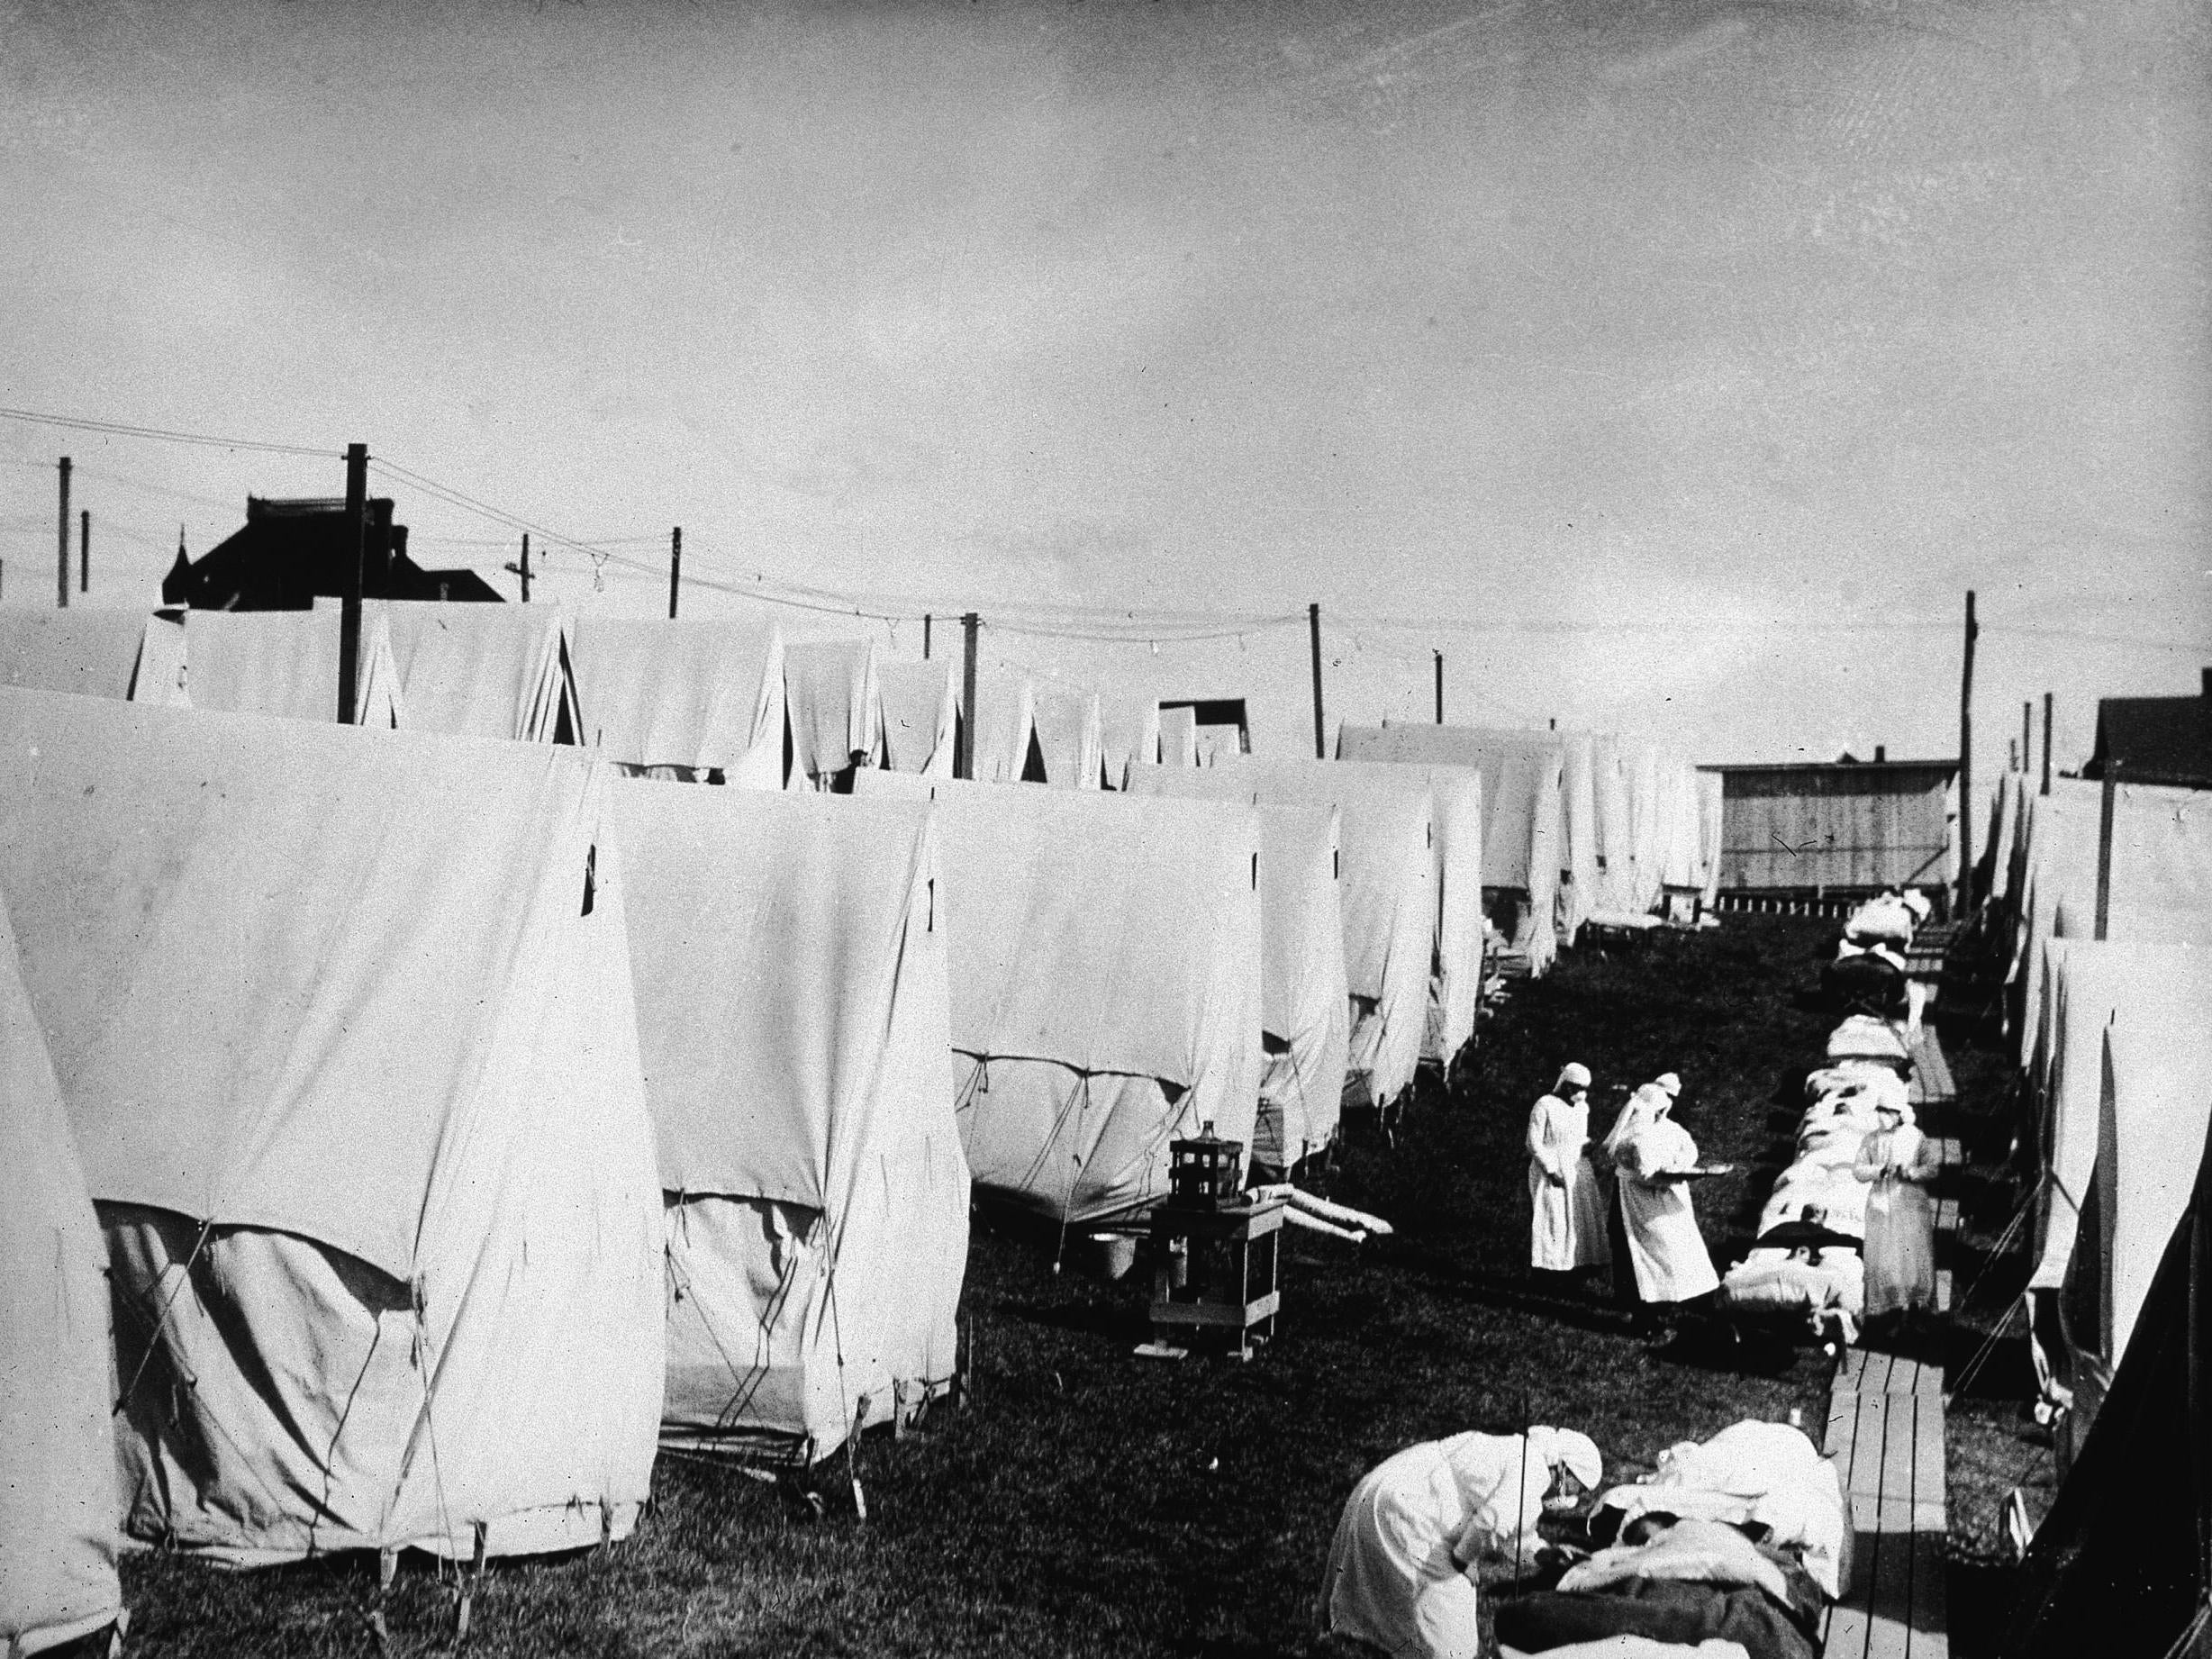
top-left (1053, 1074), bottom-right (1091, 1274)
top-left (113, 1217), bottom-right (215, 1417)
top-left (409, 1277), bottom-right (458, 1578)
top-left (1955, 1168), bottom-right (2047, 1312)
top-left (821, 1207), bottom-right (866, 1518)
top-left (1946, 1292), bottom-right (2027, 1404)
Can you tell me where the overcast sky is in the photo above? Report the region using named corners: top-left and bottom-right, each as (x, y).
top-left (2, 0), bottom-right (2206, 768)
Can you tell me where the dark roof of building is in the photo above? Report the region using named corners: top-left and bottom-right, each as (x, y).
top-left (2085, 675), bottom-right (2212, 787)
top-left (162, 496), bottom-right (502, 611)
top-left (1699, 757), bottom-right (1957, 776)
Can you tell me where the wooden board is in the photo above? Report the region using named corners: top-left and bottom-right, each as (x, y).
top-left (1822, 1353), bottom-right (1952, 1658)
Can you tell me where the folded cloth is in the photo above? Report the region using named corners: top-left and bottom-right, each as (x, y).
top-left (1494, 1579), bottom-right (1814, 1659)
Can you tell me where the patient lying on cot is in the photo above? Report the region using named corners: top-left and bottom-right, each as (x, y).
top-left (1492, 1420), bottom-right (1845, 1659)
top-left (1494, 1516), bottom-right (1824, 1659)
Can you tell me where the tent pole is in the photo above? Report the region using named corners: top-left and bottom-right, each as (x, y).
top-left (1956, 589), bottom-right (1976, 916)
top-left (1434, 650), bottom-right (1443, 723)
top-left (923, 613), bottom-right (932, 661)
top-left (79, 508), bottom-right (89, 594)
top-left (1309, 603), bottom-right (1325, 759)
top-left (519, 533), bottom-right (530, 603)
top-left (668, 526), bottom-right (682, 619)
top-left (959, 612), bottom-right (979, 779)
top-left (2041, 693), bottom-right (2053, 796)
top-left (2094, 763), bottom-right (2117, 941)
top-left (2021, 701), bottom-right (2031, 775)
top-left (55, 456), bottom-right (69, 610)
top-left (339, 442), bottom-right (367, 724)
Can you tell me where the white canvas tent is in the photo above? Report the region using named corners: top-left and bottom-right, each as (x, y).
top-left (570, 614), bottom-right (786, 787)
top-left (0, 687), bottom-right (665, 1565)
top-left (878, 658), bottom-right (957, 776)
top-left (181, 608), bottom-right (405, 727)
top-left (0, 608), bottom-right (187, 706)
top-left (2090, 1020), bottom-right (2212, 1380)
top-left (610, 782), bottom-right (967, 1461)
top-left (1555, 732), bottom-right (1600, 936)
top-left (1131, 757), bottom-right (1440, 1102)
top-left (1337, 724), bottom-right (1563, 969)
top-left (2026, 940), bottom-right (2212, 1420)
top-left (1249, 804), bottom-right (1351, 1169)
top-left (0, 895), bottom-right (122, 1656)
top-left (1588, 736), bottom-right (1644, 916)
top-left (1029, 681), bottom-right (1104, 790)
top-left (1097, 686), bottom-right (1162, 791)
top-left (784, 638), bottom-right (884, 786)
top-left (2010, 780), bottom-right (2212, 1065)
top-left (371, 600), bottom-right (579, 742)
top-left (1697, 767), bottom-right (1725, 910)
top-left (966, 665), bottom-right (1041, 784)
top-left (852, 771), bottom-right (1264, 1225)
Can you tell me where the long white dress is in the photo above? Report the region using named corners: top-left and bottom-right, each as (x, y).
top-left (1856, 1122), bottom-right (1937, 1315)
top-left (1319, 1432), bottom-right (1555, 1659)
top-left (1616, 1117), bottom-right (1720, 1304)
top-left (1528, 1093), bottom-right (1609, 1271)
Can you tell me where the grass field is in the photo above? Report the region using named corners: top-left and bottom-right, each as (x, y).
top-left (118, 914), bottom-right (1978, 1657)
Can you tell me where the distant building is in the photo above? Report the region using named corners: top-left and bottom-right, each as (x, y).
top-left (1702, 749), bottom-right (1958, 908)
top-left (2083, 669), bottom-right (2212, 789)
top-left (162, 496), bottom-right (502, 610)
top-left (1159, 697), bottom-right (1250, 766)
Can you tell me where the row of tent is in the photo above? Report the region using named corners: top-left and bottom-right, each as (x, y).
top-left (0, 604), bottom-right (1723, 945)
top-left (1977, 768), bottom-right (2212, 1652)
top-left (0, 605), bottom-right (1718, 1652)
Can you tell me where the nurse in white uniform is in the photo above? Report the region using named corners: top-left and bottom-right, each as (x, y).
top-left (1528, 1064), bottom-right (1609, 1274)
top-left (1614, 1073), bottom-right (1720, 1326)
top-left (1319, 1427), bottom-right (1605, 1659)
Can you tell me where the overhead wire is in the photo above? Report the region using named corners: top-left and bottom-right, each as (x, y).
top-left (3, 404), bottom-right (2203, 657)
top-left (0, 405), bottom-right (332, 459)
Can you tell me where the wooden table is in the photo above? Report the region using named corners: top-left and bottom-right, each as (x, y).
top-left (1136, 1197), bottom-right (1284, 1361)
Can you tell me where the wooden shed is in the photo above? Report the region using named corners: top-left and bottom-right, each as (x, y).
top-left (1704, 753), bottom-right (1957, 908)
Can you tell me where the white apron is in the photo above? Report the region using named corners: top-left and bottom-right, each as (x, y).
top-left (1319, 1432), bottom-right (1553, 1659)
top-left (1616, 1118), bottom-right (1719, 1304)
top-left (1857, 1124), bottom-right (1936, 1315)
top-left (1528, 1093), bottom-right (1609, 1271)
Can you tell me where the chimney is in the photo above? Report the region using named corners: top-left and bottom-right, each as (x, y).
top-left (1875, 745), bottom-right (1886, 762)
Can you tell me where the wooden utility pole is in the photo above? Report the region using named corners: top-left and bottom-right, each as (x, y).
top-left (78, 510), bottom-right (89, 594)
top-left (1957, 590), bottom-right (1977, 915)
top-left (668, 528), bottom-right (682, 619)
top-left (2042, 693), bottom-right (2053, 796)
top-left (519, 533), bottom-right (531, 603)
top-left (2094, 763), bottom-right (2117, 940)
top-left (55, 458), bottom-right (70, 609)
top-left (1308, 603), bottom-right (1325, 759)
top-left (958, 612), bottom-right (980, 780)
top-left (339, 442), bottom-right (367, 724)
top-left (1433, 651), bottom-right (1444, 723)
